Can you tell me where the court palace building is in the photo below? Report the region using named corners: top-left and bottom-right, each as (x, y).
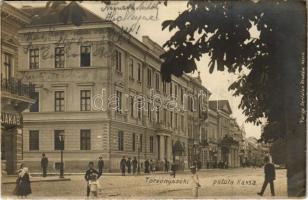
top-left (10, 2), bottom-right (244, 172)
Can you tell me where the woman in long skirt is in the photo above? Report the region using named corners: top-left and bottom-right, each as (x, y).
top-left (16, 167), bottom-right (32, 198)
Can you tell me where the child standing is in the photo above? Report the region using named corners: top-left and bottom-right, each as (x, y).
top-left (85, 161), bottom-right (100, 197)
top-left (190, 166), bottom-right (201, 198)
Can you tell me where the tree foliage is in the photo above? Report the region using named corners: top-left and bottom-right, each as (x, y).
top-left (160, 0), bottom-right (306, 142)
top-left (270, 138), bottom-right (286, 165)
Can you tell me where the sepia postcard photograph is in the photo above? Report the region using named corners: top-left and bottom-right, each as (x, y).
top-left (0, 0), bottom-right (307, 199)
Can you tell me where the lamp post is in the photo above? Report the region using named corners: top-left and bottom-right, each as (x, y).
top-left (137, 135), bottom-right (140, 175)
top-left (59, 134), bottom-right (64, 178)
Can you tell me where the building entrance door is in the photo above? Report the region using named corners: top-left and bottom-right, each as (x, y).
top-left (3, 130), bottom-right (16, 175)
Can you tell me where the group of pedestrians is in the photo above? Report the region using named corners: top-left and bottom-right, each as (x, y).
top-left (120, 156), bottom-right (138, 175)
top-left (119, 156), bottom-right (178, 176)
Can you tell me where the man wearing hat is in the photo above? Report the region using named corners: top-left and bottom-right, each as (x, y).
top-left (190, 165), bottom-right (201, 198)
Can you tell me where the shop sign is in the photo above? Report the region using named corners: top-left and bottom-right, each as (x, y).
top-left (1, 112), bottom-right (22, 127)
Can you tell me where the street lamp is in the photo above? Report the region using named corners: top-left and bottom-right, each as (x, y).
top-left (59, 134), bottom-right (64, 178)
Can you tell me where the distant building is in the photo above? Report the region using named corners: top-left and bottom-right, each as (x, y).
top-left (245, 136), bottom-right (270, 167)
top-left (202, 100), bottom-right (241, 168)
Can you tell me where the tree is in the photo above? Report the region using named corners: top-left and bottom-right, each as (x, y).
top-left (45, 1), bottom-right (86, 26)
top-left (160, 0), bottom-right (306, 196)
top-left (270, 138), bottom-right (286, 165)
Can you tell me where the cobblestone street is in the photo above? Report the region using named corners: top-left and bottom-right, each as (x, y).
top-left (2, 168), bottom-right (287, 198)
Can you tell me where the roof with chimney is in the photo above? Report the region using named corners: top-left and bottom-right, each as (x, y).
top-left (20, 1), bottom-right (105, 27)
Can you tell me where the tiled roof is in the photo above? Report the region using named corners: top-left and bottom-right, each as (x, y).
top-left (20, 1), bottom-right (105, 26)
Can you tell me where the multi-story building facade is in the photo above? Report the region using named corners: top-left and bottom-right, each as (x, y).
top-left (1, 2), bottom-right (35, 175)
top-left (206, 100), bottom-right (241, 168)
top-left (16, 2), bottom-right (212, 172)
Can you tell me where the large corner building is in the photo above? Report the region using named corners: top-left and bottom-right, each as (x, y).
top-left (4, 2), bottom-right (246, 172)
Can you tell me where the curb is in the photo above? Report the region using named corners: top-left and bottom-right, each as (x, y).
top-left (2, 178), bottom-right (71, 185)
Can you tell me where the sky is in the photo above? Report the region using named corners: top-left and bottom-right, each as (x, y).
top-left (9, 1), bottom-right (263, 139)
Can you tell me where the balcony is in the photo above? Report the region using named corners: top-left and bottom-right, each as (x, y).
top-left (1, 76), bottom-right (35, 100)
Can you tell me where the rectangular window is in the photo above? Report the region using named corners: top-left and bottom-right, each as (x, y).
top-left (155, 73), bottom-right (160, 90)
top-left (190, 96), bottom-right (194, 112)
top-left (150, 136), bottom-right (154, 153)
top-left (29, 130), bottom-right (39, 151)
top-left (170, 82), bottom-right (173, 96)
top-left (29, 49), bottom-right (39, 69)
top-left (147, 68), bottom-right (152, 87)
top-left (156, 106), bottom-right (160, 123)
top-left (175, 113), bottom-right (178, 129)
top-left (137, 98), bottom-right (142, 120)
top-left (30, 92), bottom-right (39, 112)
top-left (170, 111), bottom-right (173, 128)
top-left (80, 90), bottom-right (91, 111)
top-left (55, 47), bottom-right (65, 68)
top-left (3, 53), bottom-right (13, 79)
top-left (129, 58), bottom-right (134, 79)
top-left (130, 96), bottom-right (134, 117)
top-left (132, 133), bottom-right (136, 152)
top-left (181, 115), bottom-right (184, 131)
top-left (118, 131), bottom-right (124, 151)
top-left (175, 84), bottom-right (178, 97)
top-left (54, 130), bottom-right (64, 150)
top-left (163, 81), bottom-right (166, 94)
top-left (115, 50), bottom-right (122, 72)
top-left (80, 129), bottom-right (91, 150)
top-left (116, 91), bottom-right (122, 113)
top-left (148, 102), bottom-right (151, 121)
top-left (80, 46), bottom-right (91, 67)
top-left (180, 88), bottom-right (184, 104)
top-left (163, 109), bottom-right (167, 125)
top-left (137, 63), bottom-right (141, 82)
top-left (55, 91), bottom-right (65, 112)
top-left (139, 134), bottom-right (143, 152)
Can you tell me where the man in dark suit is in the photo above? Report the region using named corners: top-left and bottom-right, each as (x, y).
top-left (120, 156), bottom-right (126, 176)
top-left (258, 156), bottom-right (276, 196)
top-left (98, 156), bottom-right (104, 176)
top-left (41, 153), bottom-right (48, 177)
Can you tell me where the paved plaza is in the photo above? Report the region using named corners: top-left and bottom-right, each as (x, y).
top-left (1, 168), bottom-right (287, 199)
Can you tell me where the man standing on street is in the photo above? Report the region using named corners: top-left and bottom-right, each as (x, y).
top-left (120, 156), bottom-right (126, 176)
top-left (164, 158), bottom-right (169, 173)
top-left (257, 156), bottom-right (276, 196)
top-left (132, 157), bottom-right (138, 175)
top-left (127, 157), bottom-right (132, 174)
top-left (98, 156), bottom-right (104, 176)
top-left (41, 153), bottom-right (48, 177)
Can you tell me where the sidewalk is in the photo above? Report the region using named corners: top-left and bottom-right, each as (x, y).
top-left (2, 168), bottom-right (229, 184)
top-left (2, 176), bottom-right (71, 184)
